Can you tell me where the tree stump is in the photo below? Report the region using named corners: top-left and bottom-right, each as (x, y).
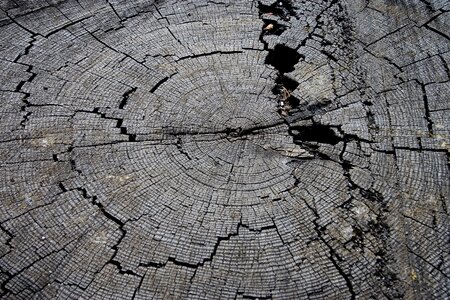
top-left (0, 0), bottom-right (449, 299)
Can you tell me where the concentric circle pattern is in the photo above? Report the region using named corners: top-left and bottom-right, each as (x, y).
top-left (0, 0), bottom-right (449, 299)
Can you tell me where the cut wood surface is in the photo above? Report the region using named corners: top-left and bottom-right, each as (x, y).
top-left (0, 0), bottom-right (449, 299)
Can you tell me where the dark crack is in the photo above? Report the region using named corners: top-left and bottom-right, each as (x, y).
top-left (14, 65), bottom-right (37, 128)
top-left (419, 82), bottom-right (434, 135)
top-left (150, 73), bottom-right (177, 93)
top-left (177, 50), bottom-right (243, 61)
top-left (257, 2), bottom-right (302, 118)
top-left (118, 87), bottom-right (138, 110)
top-left (301, 194), bottom-right (356, 299)
top-left (176, 136), bottom-right (192, 160)
top-left (58, 183), bottom-right (138, 278)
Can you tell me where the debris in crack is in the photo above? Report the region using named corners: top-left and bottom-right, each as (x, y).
top-left (272, 74), bottom-right (300, 116)
top-left (258, 2), bottom-right (302, 117)
top-left (261, 19), bottom-right (288, 36)
top-left (258, 0), bottom-right (296, 21)
top-left (272, 74), bottom-right (299, 95)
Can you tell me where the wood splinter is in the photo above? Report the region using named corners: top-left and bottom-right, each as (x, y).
top-left (263, 23), bottom-right (274, 31)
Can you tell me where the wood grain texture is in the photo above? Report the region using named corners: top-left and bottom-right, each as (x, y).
top-left (0, 0), bottom-right (449, 299)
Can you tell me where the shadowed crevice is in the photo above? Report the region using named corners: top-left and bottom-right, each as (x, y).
top-left (290, 124), bottom-right (341, 145)
top-left (265, 44), bottom-right (302, 73)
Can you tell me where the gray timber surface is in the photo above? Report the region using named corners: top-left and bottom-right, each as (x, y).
top-left (0, 0), bottom-right (449, 299)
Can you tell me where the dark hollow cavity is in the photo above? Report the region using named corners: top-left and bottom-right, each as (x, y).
top-left (265, 44), bottom-right (302, 73)
top-left (290, 124), bottom-right (341, 145)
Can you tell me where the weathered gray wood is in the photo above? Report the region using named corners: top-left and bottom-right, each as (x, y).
top-left (0, 0), bottom-right (449, 299)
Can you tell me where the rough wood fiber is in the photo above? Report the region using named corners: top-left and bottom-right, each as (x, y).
top-left (0, 0), bottom-right (449, 299)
